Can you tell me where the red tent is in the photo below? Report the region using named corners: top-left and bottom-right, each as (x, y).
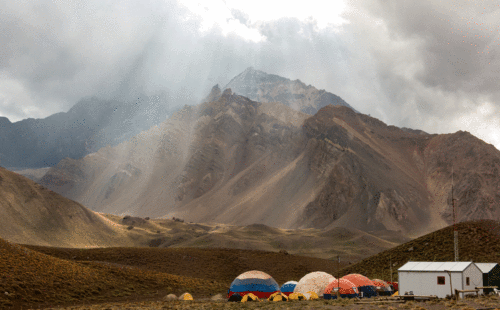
top-left (342, 274), bottom-right (375, 287)
top-left (323, 278), bottom-right (359, 299)
top-left (341, 274), bottom-right (377, 298)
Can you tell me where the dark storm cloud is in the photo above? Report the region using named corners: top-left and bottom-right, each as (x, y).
top-left (1, 0), bottom-right (499, 147)
top-left (0, 0), bottom-right (353, 123)
top-left (337, 0), bottom-right (500, 146)
top-left (364, 0), bottom-right (499, 93)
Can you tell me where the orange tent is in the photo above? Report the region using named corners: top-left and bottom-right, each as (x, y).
top-left (341, 274), bottom-right (377, 298)
top-left (324, 278), bottom-right (359, 299)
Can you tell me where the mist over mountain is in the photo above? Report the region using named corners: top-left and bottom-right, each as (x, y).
top-left (221, 67), bottom-right (355, 114)
top-left (1, 67), bottom-right (354, 170)
top-left (38, 86), bottom-right (500, 237)
top-left (0, 93), bottom-right (180, 168)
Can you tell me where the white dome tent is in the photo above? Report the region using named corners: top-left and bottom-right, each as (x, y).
top-left (293, 271), bottom-right (336, 297)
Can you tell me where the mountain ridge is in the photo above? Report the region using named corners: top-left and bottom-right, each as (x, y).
top-left (221, 67), bottom-right (355, 115)
top-left (0, 94), bottom-right (179, 169)
top-left (37, 90), bottom-right (500, 238)
top-left (0, 166), bottom-right (158, 247)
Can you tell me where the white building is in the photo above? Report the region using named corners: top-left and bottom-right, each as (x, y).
top-left (398, 261), bottom-right (483, 298)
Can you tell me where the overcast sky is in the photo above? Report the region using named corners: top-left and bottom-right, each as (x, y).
top-left (1, 0), bottom-right (500, 149)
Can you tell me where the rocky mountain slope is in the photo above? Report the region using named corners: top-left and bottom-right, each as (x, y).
top-left (39, 104), bottom-right (199, 217)
top-left (220, 67), bottom-right (355, 114)
top-left (299, 106), bottom-right (500, 236)
top-left (0, 166), bottom-right (157, 247)
top-left (0, 93), bottom-right (177, 168)
top-left (39, 90), bottom-right (500, 238)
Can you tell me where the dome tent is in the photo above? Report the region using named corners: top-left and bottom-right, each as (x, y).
top-left (293, 271), bottom-right (336, 297)
top-left (304, 291), bottom-right (319, 300)
top-left (371, 278), bottom-right (393, 296)
top-left (241, 293), bottom-right (259, 302)
top-left (210, 293), bottom-right (225, 301)
top-left (268, 292), bottom-right (288, 302)
top-left (324, 278), bottom-right (359, 299)
top-left (163, 293), bottom-right (177, 301)
top-left (280, 281), bottom-right (298, 296)
top-left (228, 270), bottom-right (280, 299)
top-left (288, 292), bottom-right (306, 300)
top-left (341, 274), bottom-right (377, 298)
top-left (178, 292), bottom-right (193, 300)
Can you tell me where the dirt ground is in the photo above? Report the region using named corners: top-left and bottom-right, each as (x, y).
top-left (41, 295), bottom-right (500, 310)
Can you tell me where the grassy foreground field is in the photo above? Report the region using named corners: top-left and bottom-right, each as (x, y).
top-left (45, 295), bottom-right (500, 310)
top-left (0, 238), bottom-right (226, 310)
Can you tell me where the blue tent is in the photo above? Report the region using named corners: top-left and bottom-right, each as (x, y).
top-left (280, 281), bottom-right (298, 296)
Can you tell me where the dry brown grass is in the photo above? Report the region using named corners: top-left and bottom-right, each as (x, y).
top-left (4, 220), bottom-right (500, 310)
top-left (21, 245), bottom-right (350, 287)
top-left (0, 238), bottom-right (225, 310)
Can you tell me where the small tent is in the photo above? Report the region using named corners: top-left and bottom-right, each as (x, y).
top-left (303, 291), bottom-right (319, 300)
top-left (268, 292), bottom-right (288, 302)
top-left (163, 293), bottom-right (177, 301)
top-left (293, 271), bottom-right (336, 297)
top-left (210, 294), bottom-right (225, 301)
top-left (476, 263), bottom-right (500, 295)
top-left (371, 279), bottom-right (393, 296)
top-left (178, 292), bottom-right (193, 300)
top-left (228, 270), bottom-right (280, 299)
top-left (341, 274), bottom-right (377, 298)
top-left (280, 281), bottom-right (298, 296)
top-left (241, 293), bottom-right (259, 302)
top-left (288, 292), bottom-right (306, 300)
top-left (324, 278), bottom-right (359, 299)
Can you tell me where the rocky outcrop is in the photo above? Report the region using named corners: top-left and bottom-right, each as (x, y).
top-left (203, 84), bottom-right (222, 103)
top-left (224, 67), bottom-right (355, 115)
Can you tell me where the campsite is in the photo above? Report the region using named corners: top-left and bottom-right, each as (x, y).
top-left (2, 220), bottom-right (500, 310)
top-left (4, 0), bottom-right (500, 308)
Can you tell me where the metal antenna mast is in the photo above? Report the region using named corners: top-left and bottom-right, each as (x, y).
top-left (337, 255), bottom-right (340, 299)
top-left (390, 256), bottom-right (393, 283)
top-left (452, 166), bottom-right (458, 261)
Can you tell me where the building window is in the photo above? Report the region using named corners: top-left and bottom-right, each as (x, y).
top-left (466, 277), bottom-right (470, 286)
top-left (438, 276), bottom-right (445, 285)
